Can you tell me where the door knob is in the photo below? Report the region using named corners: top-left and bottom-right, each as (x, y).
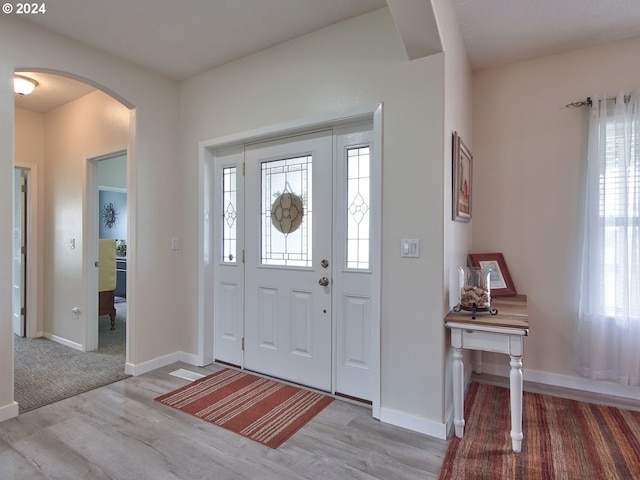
top-left (318, 277), bottom-right (329, 286)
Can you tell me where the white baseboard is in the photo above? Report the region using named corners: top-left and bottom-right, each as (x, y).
top-left (0, 401), bottom-right (19, 423)
top-left (379, 407), bottom-right (448, 440)
top-left (43, 333), bottom-right (83, 351)
top-left (125, 351), bottom-right (201, 376)
top-left (179, 351), bottom-right (200, 366)
top-left (479, 363), bottom-right (640, 402)
top-left (125, 352), bottom-right (181, 376)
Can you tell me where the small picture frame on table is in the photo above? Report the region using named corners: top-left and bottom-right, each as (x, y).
top-left (468, 252), bottom-right (517, 296)
top-left (452, 131), bottom-right (472, 223)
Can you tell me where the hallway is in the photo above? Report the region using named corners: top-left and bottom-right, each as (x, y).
top-left (13, 302), bottom-right (127, 413)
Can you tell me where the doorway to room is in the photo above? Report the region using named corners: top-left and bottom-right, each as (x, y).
top-left (12, 167), bottom-right (28, 338)
top-left (12, 162), bottom-right (38, 341)
top-left (95, 152), bottom-right (128, 350)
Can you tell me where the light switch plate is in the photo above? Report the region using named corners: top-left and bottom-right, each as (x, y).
top-left (401, 238), bottom-right (419, 258)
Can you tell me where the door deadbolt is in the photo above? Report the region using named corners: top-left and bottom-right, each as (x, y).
top-left (318, 277), bottom-right (329, 287)
top-left (321, 259), bottom-right (329, 268)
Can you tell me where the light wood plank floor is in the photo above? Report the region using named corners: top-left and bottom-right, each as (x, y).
top-left (0, 362), bottom-right (449, 480)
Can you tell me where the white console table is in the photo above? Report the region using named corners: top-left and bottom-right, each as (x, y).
top-left (445, 295), bottom-right (529, 452)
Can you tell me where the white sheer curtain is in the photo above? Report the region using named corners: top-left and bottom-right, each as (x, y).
top-left (576, 91), bottom-right (640, 386)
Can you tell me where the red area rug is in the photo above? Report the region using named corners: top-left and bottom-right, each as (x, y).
top-left (155, 368), bottom-right (333, 449)
top-left (438, 382), bottom-right (640, 479)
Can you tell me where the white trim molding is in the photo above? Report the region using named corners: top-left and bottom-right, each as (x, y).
top-left (380, 407), bottom-right (448, 440)
top-left (480, 363), bottom-right (640, 402)
top-left (124, 351), bottom-right (200, 376)
top-left (43, 332), bottom-right (83, 352)
top-left (14, 162), bottom-right (39, 339)
top-left (0, 401), bottom-right (19, 423)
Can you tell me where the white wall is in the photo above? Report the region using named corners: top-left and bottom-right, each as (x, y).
top-left (42, 90), bottom-right (129, 344)
top-left (98, 153), bottom-right (127, 189)
top-left (15, 101), bottom-right (125, 343)
top-left (15, 108), bottom-right (45, 336)
top-left (438, 0), bottom-right (473, 308)
top-left (434, 0), bottom-right (474, 421)
top-left (0, 15), bottom-right (180, 418)
top-left (0, 62), bottom-right (18, 420)
top-left (1, 6), bottom-right (473, 431)
top-left (473, 36), bottom-right (640, 396)
top-left (179, 8), bottom-right (449, 428)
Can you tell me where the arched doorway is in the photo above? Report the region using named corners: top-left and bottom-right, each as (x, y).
top-left (12, 70), bottom-right (135, 412)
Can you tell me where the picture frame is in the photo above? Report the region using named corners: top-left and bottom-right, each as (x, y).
top-left (468, 252), bottom-right (517, 296)
top-left (452, 131), bottom-right (472, 222)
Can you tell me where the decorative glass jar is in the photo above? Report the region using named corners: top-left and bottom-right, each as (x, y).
top-left (456, 267), bottom-right (497, 318)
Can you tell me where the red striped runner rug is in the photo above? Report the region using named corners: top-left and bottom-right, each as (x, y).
top-left (438, 382), bottom-right (640, 479)
top-left (155, 368), bottom-right (333, 449)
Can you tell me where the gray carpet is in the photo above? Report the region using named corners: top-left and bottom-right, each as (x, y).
top-left (14, 302), bottom-right (129, 413)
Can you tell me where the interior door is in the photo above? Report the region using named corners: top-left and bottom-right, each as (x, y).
top-left (244, 131), bottom-right (333, 390)
top-left (13, 168), bottom-right (27, 337)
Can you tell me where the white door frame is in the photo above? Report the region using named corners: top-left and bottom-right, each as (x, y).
top-left (197, 104), bottom-right (382, 417)
top-left (13, 163), bottom-right (39, 338)
top-left (84, 149), bottom-right (128, 352)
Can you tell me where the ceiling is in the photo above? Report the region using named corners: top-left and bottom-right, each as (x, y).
top-left (14, 72), bottom-right (96, 113)
top-left (452, 0), bottom-right (640, 70)
top-left (13, 0), bottom-right (640, 112)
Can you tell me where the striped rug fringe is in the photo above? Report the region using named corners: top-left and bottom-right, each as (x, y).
top-left (438, 382), bottom-right (640, 479)
top-left (155, 368), bottom-right (333, 449)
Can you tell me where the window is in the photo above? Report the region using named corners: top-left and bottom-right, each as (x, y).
top-left (222, 166), bottom-right (237, 263)
top-left (261, 156), bottom-right (312, 267)
top-left (576, 92), bottom-right (640, 385)
top-left (346, 146), bottom-right (371, 270)
top-left (599, 107), bottom-right (640, 318)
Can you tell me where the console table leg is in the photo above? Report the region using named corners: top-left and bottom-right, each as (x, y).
top-left (509, 355), bottom-right (524, 452)
top-left (452, 347), bottom-right (465, 437)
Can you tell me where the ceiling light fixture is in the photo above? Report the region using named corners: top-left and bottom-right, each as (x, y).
top-left (14, 75), bottom-right (39, 96)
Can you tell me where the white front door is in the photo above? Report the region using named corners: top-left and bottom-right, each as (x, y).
top-left (210, 116), bottom-right (379, 406)
top-left (244, 131), bottom-right (333, 390)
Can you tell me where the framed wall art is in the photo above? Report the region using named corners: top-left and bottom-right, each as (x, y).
top-left (452, 131), bottom-right (472, 222)
top-left (468, 252), bottom-right (517, 296)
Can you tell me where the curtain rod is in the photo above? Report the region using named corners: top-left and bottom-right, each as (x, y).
top-left (565, 94), bottom-right (631, 108)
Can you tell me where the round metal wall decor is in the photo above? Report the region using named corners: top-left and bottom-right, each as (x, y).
top-left (101, 202), bottom-right (118, 229)
top-left (271, 192), bottom-right (303, 234)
